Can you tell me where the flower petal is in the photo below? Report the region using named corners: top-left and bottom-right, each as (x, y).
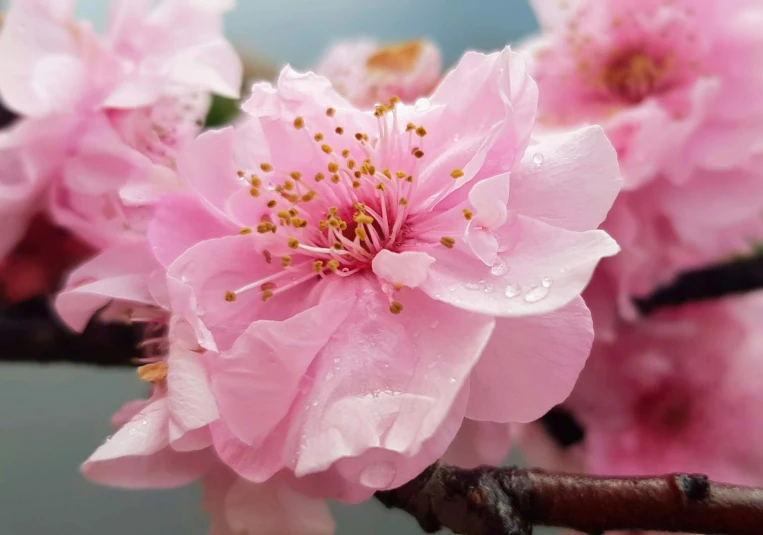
top-left (371, 250), bottom-right (435, 289)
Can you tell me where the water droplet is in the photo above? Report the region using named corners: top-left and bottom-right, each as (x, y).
top-left (504, 284), bottom-right (521, 298)
top-left (532, 152), bottom-right (544, 166)
top-left (464, 282), bottom-right (481, 291)
top-left (105, 435), bottom-right (113, 443)
top-left (414, 98), bottom-right (431, 111)
top-left (324, 371), bottom-right (334, 382)
top-left (449, 377), bottom-right (457, 384)
top-left (333, 356), bottom-right (341, 364)
top-left (524, 285), bottom-right (550, 303)
top-left (483, 284), bottom-right (495, 294)
top-left (491, 258), bottom-right (510, 276)
top-left (359, 462), bottom-right (398, 488)
top-left (430, 320), bottom-right (440, 329)
top-left (542, 277), bottom-right (553, 288)
top-left (141, 419), bottom-right (148, 426)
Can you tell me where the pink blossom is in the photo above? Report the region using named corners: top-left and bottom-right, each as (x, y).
top-left (57, 47), bottom-right (620, 501)
top-left (315, 39), bottom-right (441, 107)
top-left (520, 295), bottom-right (763, 492)
top-left (524, 0), bottom-right (763, 305)
top-left (0, 0), bottom-right (242, 253)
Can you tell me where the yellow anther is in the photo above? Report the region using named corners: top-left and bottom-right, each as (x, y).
top-left (355, 214), bottom-right (374, 225)
top-left (281, 255), bottom-right (292, 267)
top-left (225, 290), bottom-right (237, 302)
top-left (415, 126), bottom-right (427, 137)
top-left (290, 171), bottom-right (302, 181)
top-left (250, 175), bottom-right (262, 187)
top-left (257, 222), bottom-right (273, 233)
top-left (462, 209), bottom-right (473, 220)
top-left (283, 180), bottom-right (294, 191)
top-left (328, 218), bottom-right (341, 229)
top-left (293, 217), bottom-right (308, 228)
top-left (342, 149), bottom-right (351, 158)
top-left (450, 169), bottom-right (464, 179)
top-left (414, 150), bottom-right (424, 159)
top-left (331, 174), bottom-right (341, 184)
top-left (406, 175), bottom-right (414, 182)
top-left (389, 95), bottom-right (401, 106)
top-left (355, 227), bottom-right (368, 240)
top-left (261, 282), bottom-right (277, 292)
top-left (328, 162), bottom-right (339, 173)
top-left (294, 116), bottom-right (305, 129)
top-left (355, 133), bottom-right (364, 141)
top-left (354, 171), bottom-right (362, 179)
top-left (375, 183), bottom-right (386, 192)
top-left (383, 168), bottom-right (392, 179)
top-left (353, 202), bottom-right (366, 212)
top-left (137, 362), bottom-right (169, 384)
top-left (301, 191), bottom-right (316, 202)
top-left (440, 236), bottom-right (456, 249)
top-left (335, 127), bottom-right (344, 135)
top-left (395, 170), bottom-right (407, 179)
top-left (328, 206), bottom-right (339, 215)
top-left (288, 208), bottom-right (299, 217)
top-left (347, 159), bottom-right (356, 169)
top-left (389, 301), bottom-right (404, 314)
top-left (261, 290), bottom-right (274, 301)
top-left (333, 242), bottom-right (344, 249)
top-left (406, 122), bottom-right (416, 132)
top-left (239, 227), bottom-right (253, 235)
top-left (313, 260), bottom-right (324, 272)
top-left (249, 187), bottom-right (260, 197)
top-left (237, 170), bottom-right (246, 177)
top-left (399, 197), bottom-right (409, 206)
top-left (321, 144), bottom-right (333, 154)
top-left (339, 221), bottom-right (348, 230)
top-left (326, 107), bottom-right (336, 117)
top-left (315, 172), bottom-right (325, 182)
top-left (368, 165), bottom-right (376, 176)
top-left (277, 210), bottom-right (292, 220)
top-left (318, 220), bottom-right (328, 231)
top-left (287, 237), bottom-right (300, 249)
top-left (314, 133), bottom-right (324, 142)
top-left (327, 260), bottom-right (340, 272)
top-left (374, 104), bottom-right (388, 117)
top-left (260, 163), bottom-right (273, 172)
top-left (352, 180), bottom-right (362, 188)
top-left (267, 200), bottom-right (278, 208)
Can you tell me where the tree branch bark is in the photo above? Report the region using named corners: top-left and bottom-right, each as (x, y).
top-left (376, 462), bottom-right (763, 535)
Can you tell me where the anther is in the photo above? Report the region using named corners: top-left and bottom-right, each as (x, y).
top-left (356, 227), bottom-right (368, 240)
top-left (355, 214), bottom-right (374, 225)
top-left (342, 149), bottom-right (351, 158)
top-left (237, 170), bottom-right (246, 177)
top-left (450, 169), bottom-right (464, 179)
top-left (328, 162), bottom-right (339, 173)
top-left (290, 171), bottom-right (302, 181)
top-left (137, 362), bottom-right (169, 383)
top-left (440, 237), bottom-right (456, 248)
top-left (281, 255), bottom-right (292, 267)
top-left (287, 237), bottom-right (300, 249)
top-left (321, 144), bottom-right (333, 154)
top-left (415, 126), bottom-right (427, 137)
top-left (327, 260), bottom-right (340, 272)
top-left (314, 133), bottom-right (324, 142)
top-left (389, 301), bottom-right (404, 314)
top-left (294, 117), bottom-right (305, 129)
top-left (239, 227), bottom-right (253, 235)
top-left (335, 127), bottom-right (344, 135)
top-left (331, 174), bottom-right (341, 184)
top-left (260, 163), bottom-right (273, 172)
top-left (463, 209), bottom-right (473, 220)
top-left (261, 290), bottom-right (274, 301)
top-left (225, 290), bottom-right (237, 302)
top-left (267, 200), bottom-right (278, 208)
top-left (396, 171), bottom-right (407, 179)
top-left (399, 197), bottom-right (408, 206)
top-left (283, 180), bottom-right (294, 191)
top-left (313, 260), bottom-right (324, 272)
top-left (250, 175), bottom-right (262, 187)
top-left (315, 172), bottom-right (325, 182)
top-left (414, 149), bottom-right (424, 158)
top-left (326, 107), bottom-right (336, 117)
top-left (250, 188), bottom-right (260, 197)
top-left (406, 123), bottom-right (416, 132)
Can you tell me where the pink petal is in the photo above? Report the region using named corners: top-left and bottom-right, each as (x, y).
top-left (82, 397), bottom-right (213, 489)
top-left (55, 242), bottom-right (160, 331)
top-left (371, 250), bottom-right (435, 289)
top-left (510, 126), bottom-right (621, 231)
top-left (421, 215), bottom-right (619, 317)
top-left (211, 297), bottom-right (354, 446)
top-left (468, 172), bottom-right (510, 230)
top-left (466, 297), bottom-right (594, 423)
top-left (442, 419), bottom-right (514, 469)
top-left (148, 193), bottom-right (236, 268)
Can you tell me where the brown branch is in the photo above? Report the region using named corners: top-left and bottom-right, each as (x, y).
top-left (376, 462), bottom-right (763, 535)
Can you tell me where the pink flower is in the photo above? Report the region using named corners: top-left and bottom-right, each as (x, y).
top-left (524, 0), bottom-right (763, 305)
top-left (0, 0), bottom-right (242, 253)
top-left (315, 39), bottom-right (441, 107)
top-left (57, 47), bottom-right (620, 502)
top-left (521, 294), bottom-right (763, 490)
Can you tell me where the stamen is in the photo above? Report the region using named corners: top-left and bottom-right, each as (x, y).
top-left (137, 362), bottom-right (169, 383)
top-left (440, 237), bottom-right (456, 248)
top-left (281, 255), bottom-right (292, 267)
top-left (225, 290), bottom-right (237, 302)
top-left (261, 163), bottom-right (273, 172)
top-left (462, 209), bottom-right (473, 220)
top-left (389, 301), bottom-right (404, 314)
top-left (450, 169), bottom-right (464, 179)
top-left (314, 133), bottom-right (324, 142)
top-left (326, 107), bottom-right (336, 117)
top-left (294, 117), bottom-right (305, 129)
top-left (239, 227), bottom-right (253, 235)
top-left (288, 237), bottom-right (300, 249)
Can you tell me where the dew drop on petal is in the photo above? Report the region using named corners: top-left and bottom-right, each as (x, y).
top-left (491, 258), bottom-right (510, 276)
top-left (532, 152), bottom-right (544, 166)
top-left (542, 277), bottom-right (553, 288)
top-left (483, 284), bottom-right (495, 293)
top-left (324, 371), bottom-right (334, 382)
top-left (449, 377), bottom-right (457, 384)
top-left (504, 284), bottom-right (521, 298)
top-left (141, 419), bottom-right (148, 426)
top-left (524, 285), bottom-right (550, 303)
top-left (464, 282), bottom-right (481, 291)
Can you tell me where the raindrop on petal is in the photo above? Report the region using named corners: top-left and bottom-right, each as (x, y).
top-left (524, 285), bottom-right (549, 303)
top-left (532, 152), bottom-right (544, 166)
top-left (504, 284), bottom-right (521, 298)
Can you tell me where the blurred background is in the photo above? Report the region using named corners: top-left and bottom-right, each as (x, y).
top-left (0, 1), bottom-right (549, 534)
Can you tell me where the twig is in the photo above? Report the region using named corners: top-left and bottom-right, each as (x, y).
top-left (636, 255), bottom-right (763, 315)
top-left (376, 462), bottom-right (763, 535)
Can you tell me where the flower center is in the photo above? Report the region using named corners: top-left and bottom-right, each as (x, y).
top-left (225, 99), bottom-right (461, 307)
top-left (601, 50), bottom-right (671, 104)
top-left (366, 41), bottom-right (424, 73)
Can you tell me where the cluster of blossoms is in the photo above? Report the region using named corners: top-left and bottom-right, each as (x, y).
top-left (2, 0), bottom-right (763, 533)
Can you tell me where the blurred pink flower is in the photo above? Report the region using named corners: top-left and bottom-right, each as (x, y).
top-left (524, 0), bottom-right (763, 306)
top-left (57, 47), bottom-right (620, 502)
top-left (519, 294), bottom-right (763, 495)
top-left (315, 39), bottom-right (441, 107)
top-left (0, 0), bottom-right (242, 254)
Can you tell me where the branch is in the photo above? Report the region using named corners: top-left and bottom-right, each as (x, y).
top-left (376, 462), bottom-right (763, 535)
top-left (636, 254), bottom-right (763, 315)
